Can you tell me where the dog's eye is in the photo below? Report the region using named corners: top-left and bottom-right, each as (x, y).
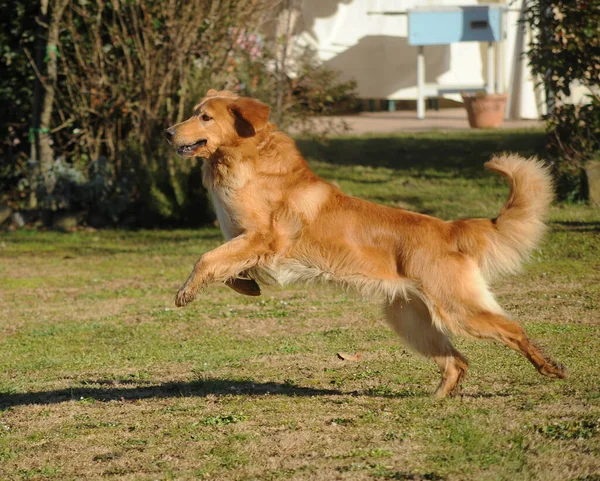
top-left (201, 114), bottom-right (212, 122)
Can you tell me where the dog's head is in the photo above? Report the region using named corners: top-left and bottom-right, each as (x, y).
top-left (165, 89), bottom-right (271, 158)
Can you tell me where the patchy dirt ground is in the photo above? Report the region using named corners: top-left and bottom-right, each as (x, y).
top-left (1, 132), bottom-right (599, 480)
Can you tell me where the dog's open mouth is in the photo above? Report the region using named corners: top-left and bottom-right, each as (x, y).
top-left (177, 139), bottom-right (207, 156)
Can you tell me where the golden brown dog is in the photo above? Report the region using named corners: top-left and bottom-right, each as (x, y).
top-left (166, 89), bottom-right (566, 397)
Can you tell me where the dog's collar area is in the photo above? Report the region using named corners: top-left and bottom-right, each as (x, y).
top-left (178, 139), bottom-right (207, 155)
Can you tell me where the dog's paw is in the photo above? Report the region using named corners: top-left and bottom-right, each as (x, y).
top-left (175, 285), bottom-right (197, 307)
top-left (539, 361), bottom-right (567, 379)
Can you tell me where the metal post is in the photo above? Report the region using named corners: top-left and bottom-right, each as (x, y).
top-left (487, 42), bottom-right (494, 94)
top-left (496, 40), bottom-right (503, 94)
top-left (417, 45), bottom-right (425, 119)
top-left (497, 8), bottom-right (506, 95)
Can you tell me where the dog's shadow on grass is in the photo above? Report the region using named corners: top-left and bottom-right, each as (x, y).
top-left (0, 378), bottom-right (430, 408)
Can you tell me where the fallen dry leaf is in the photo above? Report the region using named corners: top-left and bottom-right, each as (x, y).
top-left (337, 352), bottom-right (362, 361)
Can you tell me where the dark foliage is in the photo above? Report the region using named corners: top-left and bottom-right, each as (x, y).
top-left (0, 1), bottom-right (38, 197)
top-left (524, 0), bottom-right (600, 200)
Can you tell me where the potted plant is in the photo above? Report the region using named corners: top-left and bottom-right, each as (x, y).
top-left (462, 91), bottom-right (509, 128)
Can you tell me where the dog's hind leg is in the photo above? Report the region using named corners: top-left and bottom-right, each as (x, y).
top-left (461, 311), bottom-right (566, 379)
top-left (422, 257), bottom-right (565, 382)
top-left (385, 296), bottom-right (468, 398)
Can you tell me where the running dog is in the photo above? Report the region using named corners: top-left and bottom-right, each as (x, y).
top-left (166, 89), bottom-right (565, 397)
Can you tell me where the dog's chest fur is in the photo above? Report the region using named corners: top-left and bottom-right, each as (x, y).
top-left (208, 189), bottom-right (239, 240)
top-left (201, 153), bottom-right (260, 241)
top-left (200, 146), bottom-right (337, 286)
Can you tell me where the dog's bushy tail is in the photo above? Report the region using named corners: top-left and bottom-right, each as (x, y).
top-left (453, 154), bottom-right (554, 281)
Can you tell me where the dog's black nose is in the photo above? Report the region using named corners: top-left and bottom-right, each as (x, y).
top-left (165, 127), bottom-right (176, 142)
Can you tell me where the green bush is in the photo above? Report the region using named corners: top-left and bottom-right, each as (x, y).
top-left (208, 28), bottom-right (358, 133)
top-left (0, 1), bottom-right (37, 200)
top-left (545, 101), bottom-right (600, 200)
top-left (0, 1), bottom-right (358, 226)
top-left (524, 0), bottom-right (600, 200)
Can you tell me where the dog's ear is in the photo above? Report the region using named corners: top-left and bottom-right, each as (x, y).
top-left (206, 89), bottom-right (238, 99)
top-left (228, 98), bottom-right (270, 138)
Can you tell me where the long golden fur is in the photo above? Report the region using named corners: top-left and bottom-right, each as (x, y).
top-left (166, 89), bottom-right (566, 397)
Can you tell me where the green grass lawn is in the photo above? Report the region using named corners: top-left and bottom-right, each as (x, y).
top-left (1, 129), bottom-right (599, 480)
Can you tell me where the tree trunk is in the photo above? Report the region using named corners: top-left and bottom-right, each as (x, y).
top-left (28, 0), bottom-right (50, 207)
top-left (39, 0), bottom-right (70, 189)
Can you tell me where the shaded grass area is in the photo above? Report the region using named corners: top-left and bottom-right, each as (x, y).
top-left (300, 129), bottom-right (549, 220)
top-left (297, 129), bottom-right (547, 176)
top-left (1, 129), bottom-right (599, 480)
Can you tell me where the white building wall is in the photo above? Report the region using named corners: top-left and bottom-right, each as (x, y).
top-left (295, 0), bottom-right (552, 119)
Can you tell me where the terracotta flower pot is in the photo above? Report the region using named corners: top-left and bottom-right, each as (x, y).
top-left (462, 93), bottom-right (508, 129)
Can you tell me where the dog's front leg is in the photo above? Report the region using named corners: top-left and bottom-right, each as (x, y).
top-left (175, 234), bottom-right (270, 307)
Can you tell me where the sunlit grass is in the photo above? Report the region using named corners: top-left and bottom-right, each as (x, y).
top-left (1, 129), bottom-right (599, 480)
